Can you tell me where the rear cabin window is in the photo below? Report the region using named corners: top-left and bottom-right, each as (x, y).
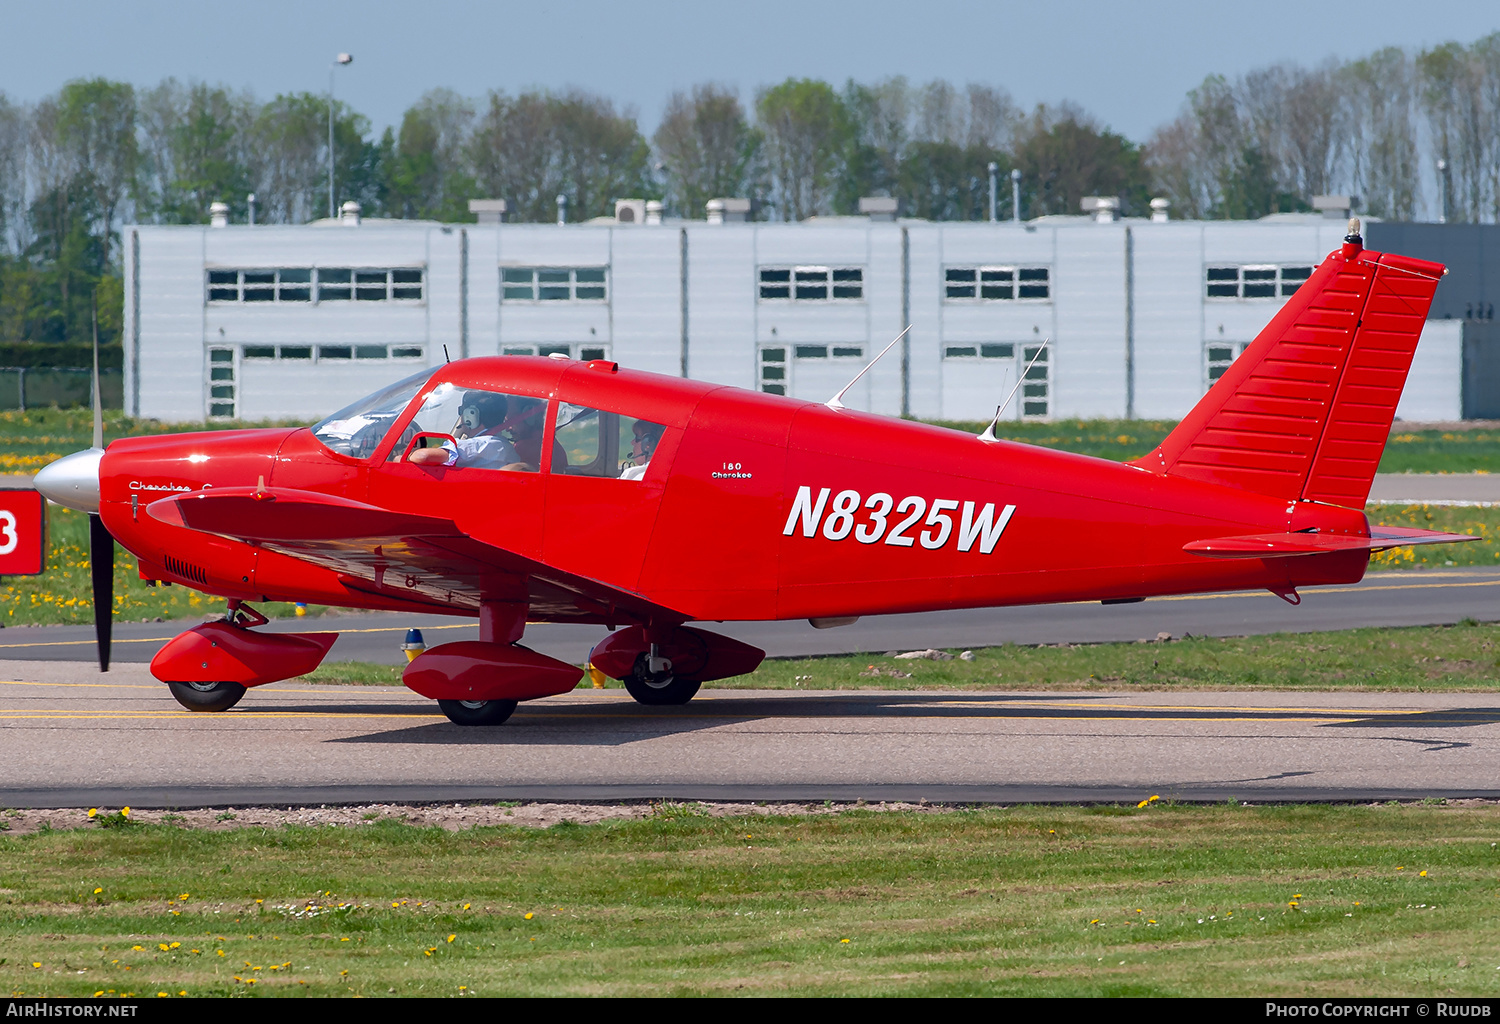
top-left (552, 404), bottom-right (666, 479)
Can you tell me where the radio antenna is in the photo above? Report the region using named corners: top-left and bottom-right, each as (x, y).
top-left (979, 338), bottom-right (1049, 442)
top-left (827, 325), bottom-right (911, 411)
top-left (442, 344), bottom-right (451, 363)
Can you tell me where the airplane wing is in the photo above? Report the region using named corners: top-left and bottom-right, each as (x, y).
top-left (146, 486), bottom-right (679, 625)
top-left (1183, 526), bottom-right (1478, 559)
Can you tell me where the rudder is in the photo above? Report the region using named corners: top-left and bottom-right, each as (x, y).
top-left (1133, 223), bottom-right (1445, 509)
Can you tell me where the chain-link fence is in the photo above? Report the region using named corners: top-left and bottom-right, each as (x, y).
top-left (0, 368), bottom-right (124, 411)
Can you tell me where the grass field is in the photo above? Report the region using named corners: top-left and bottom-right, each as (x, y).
top-left (2, 804), bottom-right (1498, 997)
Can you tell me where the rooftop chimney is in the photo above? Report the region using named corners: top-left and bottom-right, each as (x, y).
top-left (340, 200), bottom-right (361, 226)
top-left (1149, 197), bottom-right (1170, 223)
top-left (468, 198), bottom-right (508, 225)
top-left (1312, 195), bottom-right (1357, 220)
top-left (209, 202), bottom-right (229, 228)
top-left (706, 197), bottom-right (751, 224)
top-left (858, 196), bottom-right (901, 222)
top-left (1081, 196), bottom-right (1119, 223)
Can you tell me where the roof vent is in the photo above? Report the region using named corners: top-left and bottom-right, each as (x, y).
top-left (706, 197), bottom-right (750, 224)
top-left (858, 196), bottom-right (901, 222)
top-left (209, 202), bottom-right (229, 228)
top-left (469, 199), bottom-right (508, 225)
top-left (340, 201), bottom-right (361, 226)
top-left (1312, 195), bottom-right (1358, 220)
top-left (645, 200), bottom-right (663, 225)
top-left (1150, 197), bottom-right (1170, 223)
top-left (1081, 196), bottom-right (1119, 222)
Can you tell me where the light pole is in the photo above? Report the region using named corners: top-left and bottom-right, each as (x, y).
top-left (1437, 158), bottom-right (1450, 224)
top-left (328, 53), bottom-right (353, 219)
top-left (987, 162), bottom-right (998, 223)
top-left (1010, 168), bottom-right (1022, 222)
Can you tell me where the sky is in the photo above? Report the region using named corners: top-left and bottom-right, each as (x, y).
top-left (2, 0), bottom-right (1498, 143)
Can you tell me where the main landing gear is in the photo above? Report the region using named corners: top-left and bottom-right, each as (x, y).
top-left (436, 699), bottom-right (518, 726)
top-left (166, 679), bottom-right (247, 713)
top-left (622, 650), bottom-right (701, 706)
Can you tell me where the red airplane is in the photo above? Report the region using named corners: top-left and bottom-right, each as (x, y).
top-left (33, 223), bottom-right (1474, 725)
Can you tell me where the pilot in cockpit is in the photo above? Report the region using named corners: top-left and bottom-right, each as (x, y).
top-left (408, 390), bottom-right (522, 469)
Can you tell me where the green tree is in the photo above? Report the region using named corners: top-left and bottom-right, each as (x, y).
top-left (55, 78), bottom-right (138, 255)
top-left (383, 89), bottom-right (476, 221)
top-left (755, 79), bottom-right (849, 220)
top-left (1013, 106), bottom-right (1149, 217)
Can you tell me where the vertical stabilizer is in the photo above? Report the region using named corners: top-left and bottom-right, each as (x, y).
top-left (1133, 229), bottom-right (1445, 508)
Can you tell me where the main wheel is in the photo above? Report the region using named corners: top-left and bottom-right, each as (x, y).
top-left (622, 653), bottom-right (702, 706)
top-left (437, 698), bottom-right (518, 726)
top-left (166, 680), bottom-right (246, 713)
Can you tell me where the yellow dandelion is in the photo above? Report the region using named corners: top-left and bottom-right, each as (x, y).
top-left (88, 809), bottom-right (98, 818)
top-left (120, 807), bottom-right (129, 817)
top-left (1137, 799), bottom-right (1149, 808)
top-left (158, 944), bottom-right (169, 951)
top-left (840, 938), bottom-right (850, 944)
top-left (462, 903), bottom-right (470, 910)
top-left (340, 937), bottom-right (349, 942)
top-left (447, 934), bottom-right (456, 943)
top-left (170, 942), bottom-right (180, 949)
top-left (524, 912), bottom-right (534, 920)
top-left (1420, 870), bottom-right (1428, 877)
top-left (93, 888), bottom-right (102, 894)
top-left (31, 962), bottom-right (40, 969)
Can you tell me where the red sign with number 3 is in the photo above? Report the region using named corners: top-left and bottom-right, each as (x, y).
top-left (0, 490), bottom-right (46, 575)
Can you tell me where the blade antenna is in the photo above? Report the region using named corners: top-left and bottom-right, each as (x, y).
top-left (979, 338), bottom-right (1050, 442)
top-left (827, 325), bottom-right (911, 411)
top-left (977, 367), bottom-right (1012, 442)
top-left (91, 295), bottom-right (103, 450)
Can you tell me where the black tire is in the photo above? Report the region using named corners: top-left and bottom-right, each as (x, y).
top-left (437, 699), bottom-right (518, 726)
top-left (622, 654), bottom-right (702, 706)
top-left (166, 680), bottom-right (246, 713)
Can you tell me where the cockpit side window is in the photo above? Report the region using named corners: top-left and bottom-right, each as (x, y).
top-left (389, 382), bottom-right (545, 472)
top-left (311, 368), bottom-right (436, 459)
top-left (552, 404), bottom-right (667, 479)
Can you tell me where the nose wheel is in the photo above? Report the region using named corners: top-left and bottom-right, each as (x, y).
top-left (166, 680), bottom-right (246, 712)
top-left (622, 652), bottom-right (701, 706)
top-left (437, 699), bottom-right (518, 726)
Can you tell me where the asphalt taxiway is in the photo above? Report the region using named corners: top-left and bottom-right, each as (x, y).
top-left (1, 662), bottom-right (1496, 806)
top-left (0, 567), bottom-right (1495, 667)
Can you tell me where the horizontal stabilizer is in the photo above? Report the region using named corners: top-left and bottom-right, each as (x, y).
top-left (1184, 526), bottom-right (1477, 559)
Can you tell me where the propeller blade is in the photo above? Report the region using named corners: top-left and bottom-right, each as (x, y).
top-left (89, 512), bottom-right (114, 672)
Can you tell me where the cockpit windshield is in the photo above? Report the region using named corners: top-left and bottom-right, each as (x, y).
top-left (311, 368), bottom-right (436, 458)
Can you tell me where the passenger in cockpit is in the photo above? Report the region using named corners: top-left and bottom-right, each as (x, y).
top-left (409, 390), bottom-right (521, 469)
top-left (620, 419), bottom-right (665, 480)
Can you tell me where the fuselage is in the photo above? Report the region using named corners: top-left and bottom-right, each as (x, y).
top-left (95, 355), bottom-right (1371, 625)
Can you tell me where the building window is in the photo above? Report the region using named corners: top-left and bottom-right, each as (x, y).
top-left (1206, 341), bottom-right (1251, 385)
top-left (500, 267), bottom-right (608, 302)
top-left (1205, 264), bottom-right (1313, 300)
top-left (758, 266), bottom-right (863, 302)
top-left (317, 268), bottom-right (424, 302)
top-left (207, 267), bottom-right (423, 303)
top-left (943, 343), bottom-right (1015, 360)
top-left (238, 343), bottom-right (423, 363)
top-left (944, 266), bottom-right (1049, 302)
top-left (1021, 344), bottom-right (1049, 418)
top-left (792, 345), bottom-right (864, 360)
top-left (501, 343), bottom-right (609, 361)
top-left (206, 347), bottom-right (236, 419)
top-left (759, 347), bottom-right (786, 395)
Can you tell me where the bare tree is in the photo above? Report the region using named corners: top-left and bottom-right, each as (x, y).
top-left (653, 84), bottom-right (757, 217)
top-left (1343, 49), bottom-right (1419, 220)
top-left (249, 93), bottom-right (328, 223)
top-left (54, 79), bottom-right (139, 253)
top-left (0, 93), bottom-right (27, 252)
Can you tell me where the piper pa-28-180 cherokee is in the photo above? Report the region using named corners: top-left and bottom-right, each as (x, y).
top-left (34, 222), bottom-right (1474, 725)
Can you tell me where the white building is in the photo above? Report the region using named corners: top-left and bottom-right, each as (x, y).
top-left (120, 199), bottom-right (1464, 425)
